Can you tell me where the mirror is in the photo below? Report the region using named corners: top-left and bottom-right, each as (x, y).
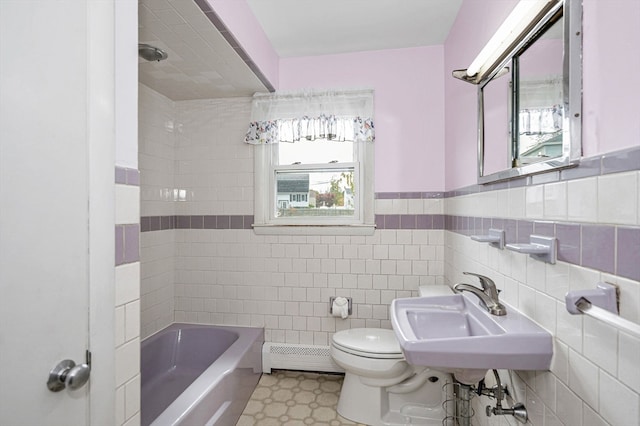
top-left (477, 0), bottom-right (582, 184)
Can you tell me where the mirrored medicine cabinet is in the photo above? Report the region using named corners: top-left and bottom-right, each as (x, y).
top-left (454, 0), bottom-right (583, 184)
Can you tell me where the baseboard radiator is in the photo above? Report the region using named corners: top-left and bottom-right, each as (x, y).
top-left (262, 343), bottom-right (344, 374)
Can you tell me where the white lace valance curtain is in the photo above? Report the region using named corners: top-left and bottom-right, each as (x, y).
top-left (244, 89), bottom-right (375, 144)
top-left (519, 76), bottom-right (563, 134)
top-left (519, 105), bottom-right (563, 134)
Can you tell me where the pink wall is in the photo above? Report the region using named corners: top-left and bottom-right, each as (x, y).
top-left (582, 0), bottom-right (640, 157)
top-left (208, 0), bottom-right (279, 90)
top-left (279, 46), bottom-right (446, 192)
top-left (444, 0), bottom-right (640, 190)
top-left (444, 0), bottom-right (518, 190)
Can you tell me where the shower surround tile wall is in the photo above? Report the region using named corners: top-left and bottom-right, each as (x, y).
top-left (139, 85), bottom-right (176, 337)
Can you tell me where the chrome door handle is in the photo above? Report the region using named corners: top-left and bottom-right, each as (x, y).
top-left (47, 351), bottom-right (91, 392)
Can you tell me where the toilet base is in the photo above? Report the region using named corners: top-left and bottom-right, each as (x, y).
top-left (337, 370), bottom-right (449, 426)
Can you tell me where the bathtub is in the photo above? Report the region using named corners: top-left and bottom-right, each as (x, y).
top-left (141, 323), bottom-right (263, 426)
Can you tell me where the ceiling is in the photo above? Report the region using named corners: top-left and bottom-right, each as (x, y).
top-left (246, 0), bottom-right (463, 57)
top-left (138, 0), bottom-right (463, 101)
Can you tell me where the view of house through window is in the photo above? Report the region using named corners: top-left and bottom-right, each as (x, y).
top-left (275, 139), bottom-right (357, 219)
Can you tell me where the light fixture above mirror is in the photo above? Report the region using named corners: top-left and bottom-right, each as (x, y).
top-left (453, 0), bottom-right (565, 85)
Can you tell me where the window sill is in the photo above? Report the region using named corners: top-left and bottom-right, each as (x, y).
top-left (252, 224), bottom-right (376, 236)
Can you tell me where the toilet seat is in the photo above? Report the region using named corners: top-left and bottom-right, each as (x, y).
top-left (332, 328), bottom-right (403, 359)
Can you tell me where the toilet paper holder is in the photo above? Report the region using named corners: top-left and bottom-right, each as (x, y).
top-left (329, 296), bottom-right (352, 315)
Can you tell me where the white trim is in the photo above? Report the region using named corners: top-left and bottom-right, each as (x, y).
top-left (254, 141), bottom-right (374, 234)
top-left (271, 162), bottom-right (360, 225)
top-left (252, 224), bottom-right (376, 236)
top-left (89, 0), bottom-right (116, 423)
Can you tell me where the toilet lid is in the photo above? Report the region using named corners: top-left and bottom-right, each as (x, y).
top-left (332, 328), bottom-right (403, 358)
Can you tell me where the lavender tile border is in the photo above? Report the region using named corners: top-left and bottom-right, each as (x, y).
top-left (143, 214), bottom-right (445, 231)
top-left (616, 227), bottom-right (640, 281)
top-left (581, 225), bottom-right (615, 274)
top-left (447, 215), bottom-right (639, 282)
top-left (115, 166), bottom-right (139, 186)
top-left (116, 167), bottom-right (140, 266)
top-left (375, 192), bottom-right (445, 199)
top-left (115, 224), bottom-right (140, 266)
top-left (141, 215), bottom-right (255, 232)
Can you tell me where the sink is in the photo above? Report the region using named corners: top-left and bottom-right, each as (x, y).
top-left (390, 294), bottom-right (552, 384)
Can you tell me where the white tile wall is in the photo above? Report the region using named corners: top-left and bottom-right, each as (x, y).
top-left (173, 228), bottom-right (444, 345)
top-left (174, 97), bottom-right (254, 216)
top-left (139, 84), bottom-right (176, 217)
top-left (140, 204), bottom-right (176, 339)
top-left (445, 172), bottom-right (640, 426)
top-left (115, 174), bottom-right (141, 426)
top-left (139, 85), bottom-right (177, 338)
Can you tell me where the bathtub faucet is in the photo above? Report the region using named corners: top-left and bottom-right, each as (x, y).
top-left (453, 272), bottom-right (507, 316)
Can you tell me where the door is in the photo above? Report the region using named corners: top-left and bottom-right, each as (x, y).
top-left (0, 1), bottom-right (110, 424)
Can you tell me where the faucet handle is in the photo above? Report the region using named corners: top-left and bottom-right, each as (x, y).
top-left (463, 272), bottom-right (499, 298)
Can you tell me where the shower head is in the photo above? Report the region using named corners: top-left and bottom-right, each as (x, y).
top-left (138, 44), bottom-right (168, 62)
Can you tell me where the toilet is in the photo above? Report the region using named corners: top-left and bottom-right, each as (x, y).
top-left (330, 285), bottom-right (453, 426)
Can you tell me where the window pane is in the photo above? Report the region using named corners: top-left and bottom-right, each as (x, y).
top-left (278, 139), bottom-right (354, 165)
top-left (275, 168), bottom-right (355, 218)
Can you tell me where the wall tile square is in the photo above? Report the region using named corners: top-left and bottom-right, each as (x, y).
top-left (568, 177), bottom-right (598, 222)
top-left (115, 185), bottom-right (140, 225)
top-left (597, 172), bottom-right (638, 225)
top-left (556, 223), bottom-right (581, 264)
top-left (581, 404), bottom-right (607, 426)
top-left (115, 338), bottom-right (140, 387)
top-left (617, 227), bottom-right (640, 281)
top-left (581, 225), bottom-right (615, 274)
top-left (598, 370), bottom-right (640, 426)
top-left (543, 181), bottom-right (567, 220)
top-left (116, 262), bottom-right (141, 306)
top-left (568, 349), bottom-right (599, 410)
top-left (555, 381), bottom-right (583, 426)
top-left (583, 316), bottom-right (617, 376)
top-left (525, 185), bottom-right (544, 219)
top-left (618, 332), bottom-right (640, 394)
top-left (124, 375), bottom-right (141, 420)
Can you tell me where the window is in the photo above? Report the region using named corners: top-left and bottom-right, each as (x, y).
top-left (246, 90), bottom-right (375, 235)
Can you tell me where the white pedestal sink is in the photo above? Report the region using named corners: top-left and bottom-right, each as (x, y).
top-left (390, 294), bottom-right (552, 384)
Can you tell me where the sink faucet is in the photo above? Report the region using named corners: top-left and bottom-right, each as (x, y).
top-left (454, 272), bottom-right (507, 316)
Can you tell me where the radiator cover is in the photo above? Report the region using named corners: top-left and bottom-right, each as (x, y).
top-left (262, 343), bottom-right (344, 374)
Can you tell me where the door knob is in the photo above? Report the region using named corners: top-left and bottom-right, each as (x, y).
top-left (47, 352), bottom-right (91, 392)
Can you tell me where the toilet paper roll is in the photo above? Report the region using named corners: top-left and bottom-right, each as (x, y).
top-left (332, 296), bottom-right (349, 319)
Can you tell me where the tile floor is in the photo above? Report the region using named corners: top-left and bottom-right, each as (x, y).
top-left (237, 370), bottom-right (367, 426)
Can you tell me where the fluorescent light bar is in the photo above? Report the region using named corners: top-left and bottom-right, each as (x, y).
top-left (466, 0), bottom-right (557, 79)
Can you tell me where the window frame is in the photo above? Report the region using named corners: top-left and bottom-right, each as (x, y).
top-left (253, 140), bottom-right (375, 235)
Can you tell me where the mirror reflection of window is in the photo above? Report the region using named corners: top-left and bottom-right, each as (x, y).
top-left (516, 17), bottom-right (564, 165)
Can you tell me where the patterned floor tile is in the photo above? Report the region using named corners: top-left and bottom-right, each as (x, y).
top-left (238, 370), bottom-right (366, 426)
